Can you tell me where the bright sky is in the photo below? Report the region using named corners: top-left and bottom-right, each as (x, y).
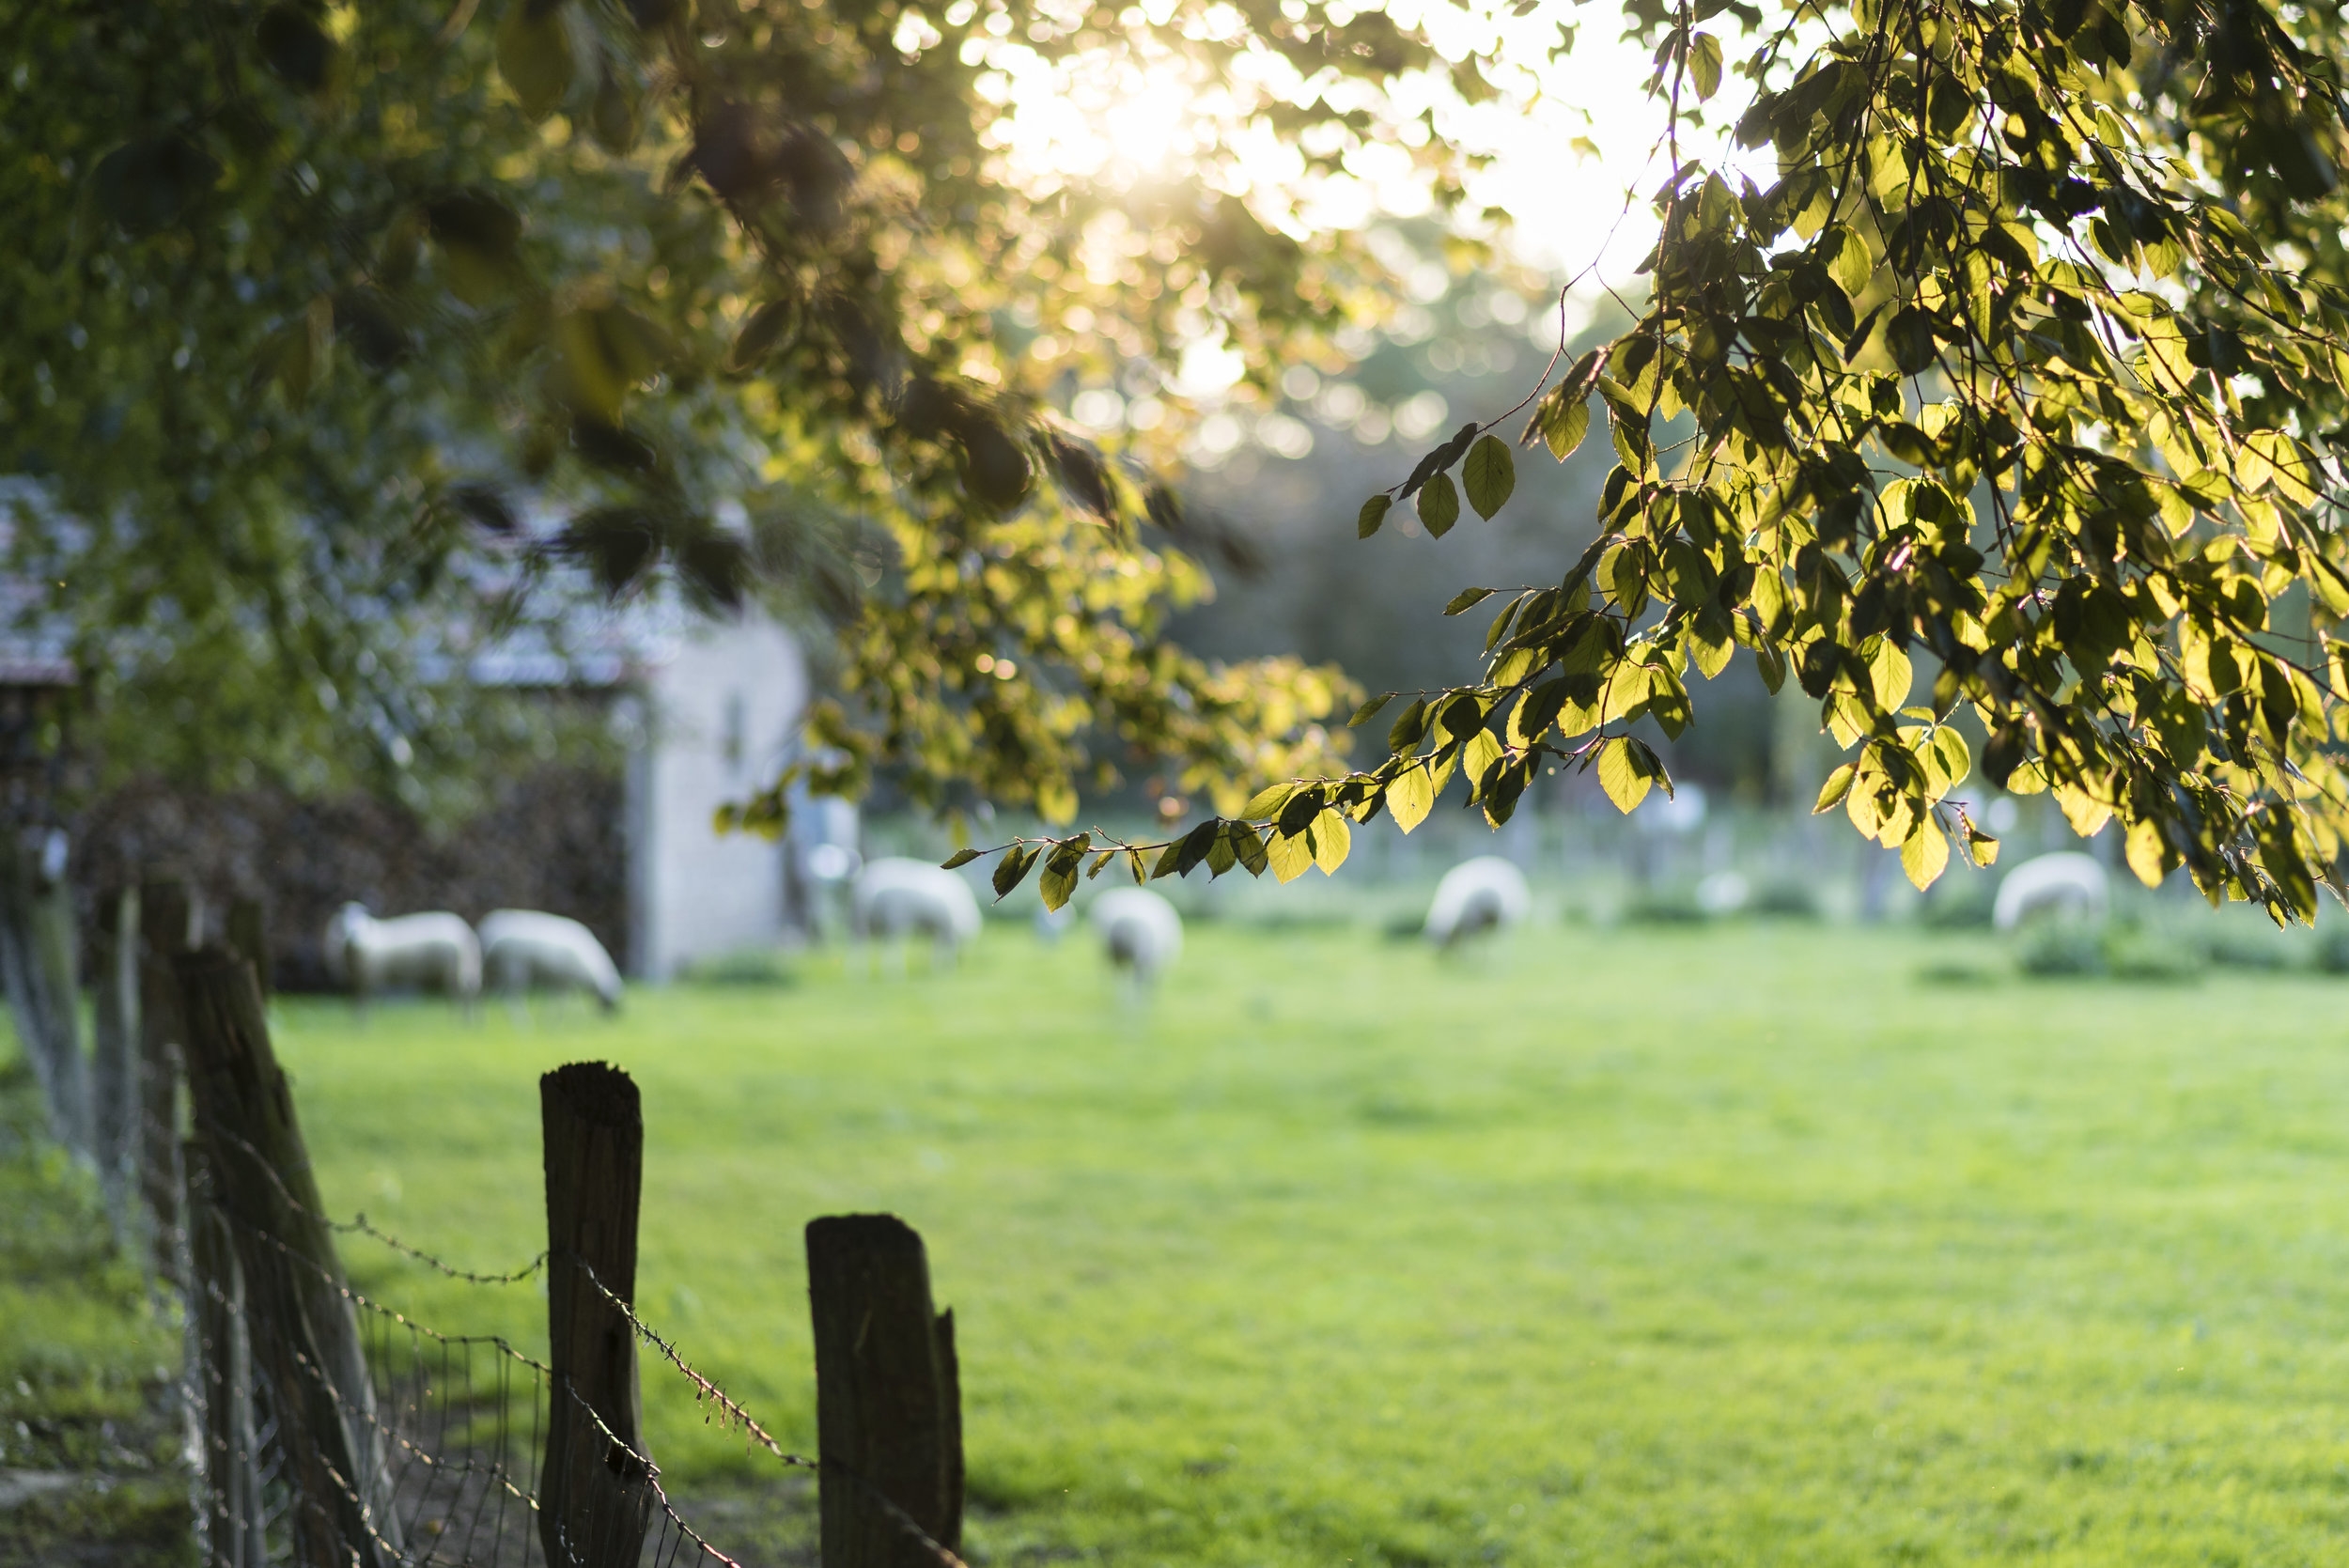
top-left (975, 1), bottom-right (1769, 314)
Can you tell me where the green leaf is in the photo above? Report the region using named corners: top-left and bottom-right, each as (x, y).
top-left (1348, 692), bottom-right (1397, 727)
top-left (1965, 827), bottom-right (1999, 868)
top-left (1688, 31), bottom-right (1723, 100)
top-left (1900, 824), bottom-right (1950, 890)
top-left (1310, 809), bottom-right (1351, 875)
top-left (991, 845), bottom-right (1035, 899)
top-left (1596, 736), bottom-right (1661, 815)
top-left (1230, 823), bottom-right (1270, 877)
top-left (939, 848), bottom-right (981, 869)
top-left (1388, 697), bottom-right (1430, 753)
top-left (1419, 472), bottom-right (1460, 536)
top-left (1813, 763), bottom-right (1856, 815)
top-left (1823, 224), bottom-right (1872, 299)
top-left (726, 299), bottom-right (797, 376)
top-left (1545, 396), bottom-right (1591, 460)
top-left (1240, 782), bottom-right (1297, 819)
top-left (1462, 436), bottom-right (1516, 520)
top-left (1267, 830), bottom-right (1315, 883)
top-left (1038, 837), bottom-right (1087, 910)
top-left (1386, 764), bottom-right (1436, 833)
top-left (1358, 494), bottom-right (1393, 538)
top-left (1444, 587), bottom-right (1496, 615)
top-left (497, 0), bottom-right (575, 122)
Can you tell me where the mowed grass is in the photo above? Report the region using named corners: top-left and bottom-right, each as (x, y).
top-left (267, 922), bottom-right (2349, 1567)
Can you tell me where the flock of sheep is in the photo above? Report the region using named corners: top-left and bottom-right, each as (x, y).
top-left (325, 847), bottom-right (2113, 1008)
top-left (324, 904), bottom-right (624, 1010)
top-left (326, 852), bottom-right (1540, 1008)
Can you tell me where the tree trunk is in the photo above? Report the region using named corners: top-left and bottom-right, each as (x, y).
top-left (807, 1214), bottom-right (963, 1568)
top-left (0, 828), bottom-right (89, 1157)
top-left (540, 1061), bottom-right (655, 1568)
top-left (91, 884), bottom-right (142, 1244)
top-left (177, 950), bottom-right (401, 1568)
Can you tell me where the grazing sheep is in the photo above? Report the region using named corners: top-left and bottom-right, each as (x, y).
top-left (323, 904), bottom-right (481, 1008)
top-left (1090, 888), bottom-right (1184, 984)
top-left (478, 909), bottom-right (623, 1012)
top-left (1993, 851), bottom-right (2109, 932)
top-left (1423, 857), bottom-right (1532, 948)
top-left (851, 858), bottom-right (983, 969)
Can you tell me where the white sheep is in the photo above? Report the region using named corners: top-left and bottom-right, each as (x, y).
top-left (1423, 856), bottom-right (1532, 947)
top-left (851, 858), bottom-right (983, 970)
top-left (478, 909), bottom-right (623, 1012)
top-left (1993, 851), bottom-right (2109, 931)
top-left (323, 904), bottom-right (481, 1009)
top-left (1090, 888), bottom-right (1183, 984)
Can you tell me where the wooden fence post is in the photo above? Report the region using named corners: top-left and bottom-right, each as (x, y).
top-left (0, 827), bottom-right (90, 1158)
top-left (90, 884), bottom-right (142, 1243)
top-left (177, 950), bottom-right (401, 1568)
top-left (185, 1138), bottom-right (267, 1568)
top-left (225, 895), bottom-right (269, 1001)
top-left (806, 1214), bottom-right (963, 1568)
top-left (136, 877), bottom-right (199, 1281)
top-left (540, 1062), bottom-right (655, 1568)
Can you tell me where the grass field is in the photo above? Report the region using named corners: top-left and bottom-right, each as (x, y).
top-left (205, 919), bottom-right (2349, 1568)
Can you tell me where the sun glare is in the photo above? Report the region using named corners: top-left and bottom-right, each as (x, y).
top-left (989, 53), bottom-right (1224, 188)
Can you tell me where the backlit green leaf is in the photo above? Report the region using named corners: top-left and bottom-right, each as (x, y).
top-left (1596, 736), bottom-right (1660, 815)
top-left (1462, 436), bottom-right (1516, 520)
top-left (1419, 472), bottom-right (1460, 536)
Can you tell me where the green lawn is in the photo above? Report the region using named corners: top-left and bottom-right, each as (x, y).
top-left (246, 922), bottom-right (2349, 1566)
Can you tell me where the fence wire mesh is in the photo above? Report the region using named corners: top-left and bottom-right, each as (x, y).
top-left (177, 1133), bottom-right (874, 1568)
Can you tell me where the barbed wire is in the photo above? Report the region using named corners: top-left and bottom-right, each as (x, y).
top-left (565, 1250), bottom-right (972, 1568)
top-left (208, 1126), bottom-right (550, 1285)
top-left (190, 1136), bottom-right (969, 1568)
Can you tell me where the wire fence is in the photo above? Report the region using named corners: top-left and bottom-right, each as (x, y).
top-left (180, 1115), bottom-right (967, 1568)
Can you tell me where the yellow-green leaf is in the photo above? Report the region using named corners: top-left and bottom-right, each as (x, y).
top-left (1688, 31), bottom-right (1723, 100)
top-left (497, 0), bottom-right (574, 122)
top-left (1596, 736), bottom-right (1658, 815)
top-left (1358, 494), bottom-right (1392, 538)
top-left (1825, 224), bottom-right (1872, 299)
top-left (1900, 824), bottom-right (1950, 890)
top-left (1868, 637), bottom-right (1913, 711)
top-left (1310, 809), bottom-right (1351, 875)
top-left (1267, 829), bottom-right (1315, 883)
top-left (1387, 765), bottom-right (1436, 833)
top-left (1813, 762), bottom-right (1856, 815)
top-left (1545, 396), bottom-right (1591, 460)
top-left (1462, 435), bottom-right (1516, 520)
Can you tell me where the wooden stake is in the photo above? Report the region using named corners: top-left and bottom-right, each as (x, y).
top-left (225, 895), bottom-right (269, 1001)
top-left (136, 877), bottom-right (199, 1281)
top-left (178, 950), bottom-right (400, 1568)
top-left (90, 885), bottom-right (141, 1242)
top-left (540, 1062), bottom-right (655, 1568)
top-left (807, 1214), bottom-right (963, 1568)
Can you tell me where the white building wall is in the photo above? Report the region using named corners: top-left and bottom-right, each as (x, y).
top-left (626, 614), bottom-right (808, 979)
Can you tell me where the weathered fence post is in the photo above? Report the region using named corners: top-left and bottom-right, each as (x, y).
top-left (806, 1214), bottom-right (964, 1568)
top-left (0, 827), bottom-right (90, 1157)
top-left (91, 884), bottom-right (142, 1242)
top-left (178, 950), bottom-right (401, 1568)
top-left (225, 894), bottom-right (269, 1001)
top-left (540, 1062), bottom-right (655, 1568)
top-left (185, 1138), bottom-right (267, 1568)
top-left (137, 877), bottom-right (199, 1281)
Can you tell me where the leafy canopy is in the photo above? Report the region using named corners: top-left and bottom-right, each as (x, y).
top-left (998, 0), bottom-right (2349, 927)
top-left (3, 0), bottom-right (1486, 815)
